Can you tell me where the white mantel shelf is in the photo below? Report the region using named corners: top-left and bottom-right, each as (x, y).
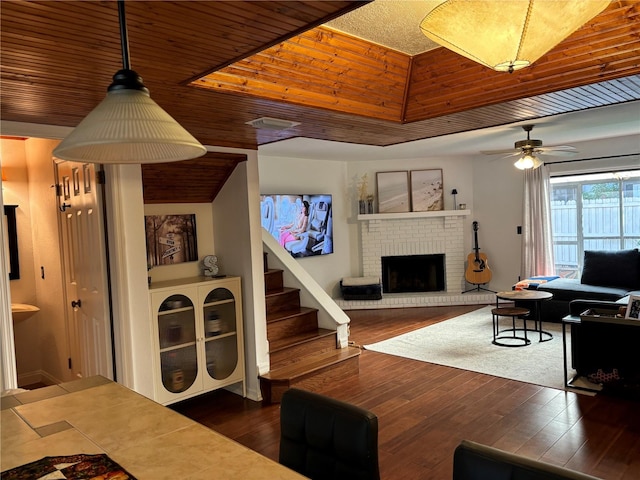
top-left (357, 209), bottom-right (470, 221)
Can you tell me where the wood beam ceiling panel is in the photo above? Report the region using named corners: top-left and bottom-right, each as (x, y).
top-left (194, 27), bottom-right (410, 122)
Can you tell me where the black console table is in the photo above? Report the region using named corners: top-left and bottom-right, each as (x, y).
top-left (562, 312), bottom-right (640, 393)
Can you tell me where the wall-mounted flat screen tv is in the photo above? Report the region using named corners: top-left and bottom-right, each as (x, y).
top-left (260, 194), bottom-right (333, 258)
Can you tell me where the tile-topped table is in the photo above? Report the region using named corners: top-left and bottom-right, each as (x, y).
top-left (1, 376), bottom-right (307, 479)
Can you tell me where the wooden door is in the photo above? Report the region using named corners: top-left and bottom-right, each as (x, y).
top-left (56, 161), bottom-right (113, 379)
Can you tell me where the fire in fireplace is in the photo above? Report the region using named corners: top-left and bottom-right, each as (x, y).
top-left (382, 254), bottom-right (445, 293)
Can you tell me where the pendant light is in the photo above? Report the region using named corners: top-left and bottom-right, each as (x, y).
top-left (53, 0), bottom-right (206, 164)
top-left (420, 0), bottom-right (610, 73)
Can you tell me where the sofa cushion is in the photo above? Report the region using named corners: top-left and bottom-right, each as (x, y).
top-left (537, 278), bottom-right (629, 302)
top-left (580, 249), bottom-right (640, 290)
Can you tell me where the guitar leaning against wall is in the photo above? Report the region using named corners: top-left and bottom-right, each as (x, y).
top-left (463, 221), bottom-right (494, 293)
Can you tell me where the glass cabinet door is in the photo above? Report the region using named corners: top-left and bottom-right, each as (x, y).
top-left (157, 294), bottom-right (198, 393)
top-left (202, 287), bottom-right (238, 380)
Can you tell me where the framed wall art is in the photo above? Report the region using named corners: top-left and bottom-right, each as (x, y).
top-left (626, 294), bottom-right (640, 320)
top-left (376, 171), bottom-right (410, 213)
top-left (410, 169), bottom-right (444, 212)
top-left (145, 214), bottom-right (198, 266)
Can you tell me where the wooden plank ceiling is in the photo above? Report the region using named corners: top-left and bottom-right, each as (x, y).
top-left (2, 0), bottom-right (640, 203)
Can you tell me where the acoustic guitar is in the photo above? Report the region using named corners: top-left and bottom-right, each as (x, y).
top-left (465, 221), bottom-right (492, 285)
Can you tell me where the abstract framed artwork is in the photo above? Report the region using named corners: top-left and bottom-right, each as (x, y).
top-left (410, 169), bottom-right (444, 211)
top-left (376, 171), bottom-right (410, 213)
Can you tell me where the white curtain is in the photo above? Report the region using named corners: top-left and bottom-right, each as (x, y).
top-left (521, 165), bottom-right (555, 278)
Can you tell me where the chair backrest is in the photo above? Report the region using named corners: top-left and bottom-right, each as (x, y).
top-left (279, 388), bottom-right (380, 480)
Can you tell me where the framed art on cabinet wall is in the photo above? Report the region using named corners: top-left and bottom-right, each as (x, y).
top-left (145, 214), bottom-right (198, 266)
top-left (410, 169), bottom-right (444, 211)
top-left (376, 171), bottom-right (410, 213)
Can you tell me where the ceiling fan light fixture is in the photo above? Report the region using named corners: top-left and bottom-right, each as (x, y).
top-left (514, 151), bottom-right (542, 170)
top-left (53, 0), bottom-right (206, 164)
top-left (419, 0), bottom-right (610, 73)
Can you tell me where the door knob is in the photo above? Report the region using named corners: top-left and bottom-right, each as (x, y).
top-left (71, 299), bottom-right (82, 310)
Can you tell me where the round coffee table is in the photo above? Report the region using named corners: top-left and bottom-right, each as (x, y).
top-left (496, 290), bottom-right (553, 342)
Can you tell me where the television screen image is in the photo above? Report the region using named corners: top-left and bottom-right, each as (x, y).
top-left (260, 194), bottom-right (333, 258)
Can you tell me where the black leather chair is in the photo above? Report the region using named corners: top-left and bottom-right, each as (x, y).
top-left (453, 440), bottom-right (600, 479)
top-left (279, 388), bottom-right (380, 480)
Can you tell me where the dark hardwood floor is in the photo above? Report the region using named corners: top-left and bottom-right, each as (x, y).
top-left (172, 305), bottom-right (640, 479)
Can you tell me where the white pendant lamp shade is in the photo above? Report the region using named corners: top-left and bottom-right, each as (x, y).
top-left (420, 0), bottom-right (610, 73)
top-left (53, 0), bottom-right (206, 164)
top-left (53, 84), bottom-right (206, 164)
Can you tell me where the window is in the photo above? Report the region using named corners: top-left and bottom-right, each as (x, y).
top-left (550, 170), bottom-right (640, 278)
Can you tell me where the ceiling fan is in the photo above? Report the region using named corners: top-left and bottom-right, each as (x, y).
top-left (482, 125), bottom-right (577, 169)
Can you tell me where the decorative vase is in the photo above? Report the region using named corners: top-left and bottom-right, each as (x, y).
top-left (367, 199), bottom-right (374, 214)
top-left (359, 200), bottom-right (366, 214)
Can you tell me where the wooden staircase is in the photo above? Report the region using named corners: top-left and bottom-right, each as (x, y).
top-left (259, 255), bottom-right (360, 404)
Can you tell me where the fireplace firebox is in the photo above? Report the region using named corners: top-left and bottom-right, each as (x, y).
top-left (382, 254), bottom-right (445, 293)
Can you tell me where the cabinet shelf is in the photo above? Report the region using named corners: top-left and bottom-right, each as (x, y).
top-left (158, 306), bottom-right (194, 316)
top-left (204, 331), bottom-right (237, 343)
top-left (203, 299), bottom-right (234, 308)
top-left (159, 341), bottom-right (196, 353)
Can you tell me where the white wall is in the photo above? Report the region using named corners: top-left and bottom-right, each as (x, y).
top-left (258, 156), bottom-right (352, 298)
top-left (144, 203), bottom-right (215, 284)
top-left (258, 154), bottom-right (491, 293)
top-left (259, 133), bottom-right (640, 296)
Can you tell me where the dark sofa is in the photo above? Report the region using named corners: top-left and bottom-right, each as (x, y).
top-left (525, 249), bottom-right (640, 322)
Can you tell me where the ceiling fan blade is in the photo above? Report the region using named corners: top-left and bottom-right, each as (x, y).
top-left (481, 148), bottom-right (517, 155)
top-left (536, 149), bottom-right (578, 157)
top-left (540, 145), bottom-right (577, 151)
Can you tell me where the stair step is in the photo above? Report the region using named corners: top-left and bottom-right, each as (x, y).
top-left (267, 307), bottom-right (319, 341)
top-left (259, 347), bottom-right (361, 404)
top-left (269, 329), bottom-right (337, 370)
top-left (264, 269), bottom-right (284, 294)
top-left (265, 287), bottom-right (300, 315)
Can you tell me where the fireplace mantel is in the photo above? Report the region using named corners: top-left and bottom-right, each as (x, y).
top-left (357, 209), bottom-right (470, 221)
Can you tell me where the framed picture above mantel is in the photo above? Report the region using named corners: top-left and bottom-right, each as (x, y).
top-left (410, 169), bottom-right (444, 212)
top-left (376, 171), bottom-right (410, 213)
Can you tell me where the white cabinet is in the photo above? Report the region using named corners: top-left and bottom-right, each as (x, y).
top-left (149, 276), bottom-right (245, 405)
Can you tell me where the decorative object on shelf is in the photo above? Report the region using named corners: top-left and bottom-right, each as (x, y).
top-left (357, 173), bottom-right (369, 214)
top-left (410, 169), bottom-right (444, 212)
top-left (203, 255), bottom-right (219, 277)
top-left (367, 195), bottom-right (374, 214)
top-left (451, 188), bottom-right (458, 210)
top-left (377, 171), bottom-right (410, 213)
top-left (626, 295), bottom-right (640, 320)
top-left (145, 214), bottom-right (198, 266)
top-left (419, 0), bottom-right (609, 73)
top-left (459, 203), bottom-right (467, 210)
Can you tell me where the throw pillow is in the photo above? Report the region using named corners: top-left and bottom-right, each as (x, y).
top-left (581, 249), bottom-right (640, 289)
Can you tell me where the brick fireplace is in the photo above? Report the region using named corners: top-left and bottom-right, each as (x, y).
top-left (335, 211), bottom-right (494, 309)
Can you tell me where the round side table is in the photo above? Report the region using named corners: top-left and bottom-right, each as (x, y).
top-left (496, 290), bottom-right (553, 342)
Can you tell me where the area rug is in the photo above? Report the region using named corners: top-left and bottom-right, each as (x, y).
top-left (364, 306), bottom-right (572, 391)
top-left (1, 454), bottom-right (136, 480)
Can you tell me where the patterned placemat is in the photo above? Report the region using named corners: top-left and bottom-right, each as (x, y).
top-left (2, 453), bottom-right (136, 479)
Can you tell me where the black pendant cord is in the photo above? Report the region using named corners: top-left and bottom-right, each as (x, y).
top-left (118, 0), bottom-right (131, 70)
top-left (109, 0), bottom-right (147, 92)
